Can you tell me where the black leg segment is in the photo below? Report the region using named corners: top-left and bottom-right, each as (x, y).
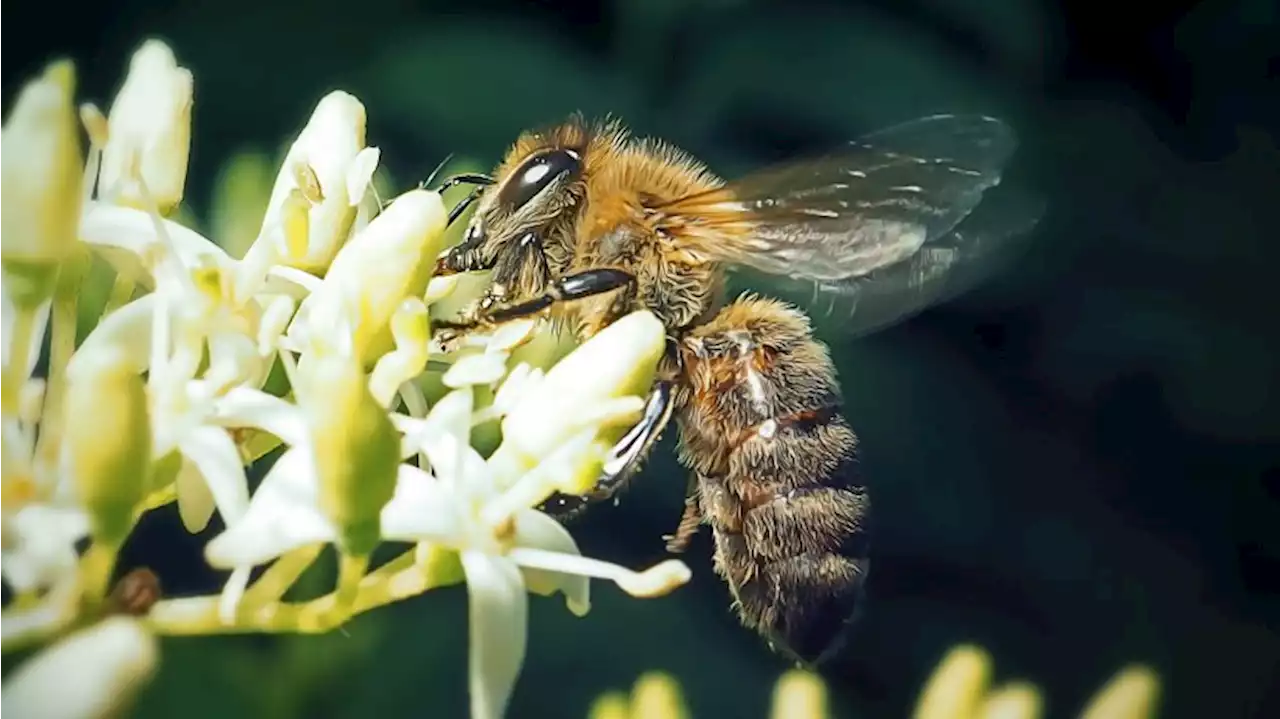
top-left (435, 267), bottom-right (637, 330)
top-left (538, 379), bottom-right (675, 521)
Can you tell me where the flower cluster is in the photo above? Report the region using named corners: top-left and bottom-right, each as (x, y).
top-left (1, 38), bottom-right (690, 719)
top-left (586, 646), bottom-right (1161, 719)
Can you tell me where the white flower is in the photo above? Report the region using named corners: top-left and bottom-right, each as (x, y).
top-left (247, 90), bottom-right (378, 275)
top-left (1, 617), bottom-right (158, 719)
top-left (98, 39), bottom-right (194, 214)
top-left (0, 504), bottom-right (90, 595)
top-left (205, 311), bottom-right (688, 719)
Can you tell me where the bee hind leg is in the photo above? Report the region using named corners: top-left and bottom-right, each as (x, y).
top-left (663, 478), bottom-right (703, 554)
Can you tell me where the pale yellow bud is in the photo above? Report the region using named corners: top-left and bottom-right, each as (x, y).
top-left (0, 617), bottom-right (158, 719)
top-left (914, 645), bottom-right (994, 719)
top-left (62, 346), bottom-right (153, 545)
top-left (1, 59), bottom-right (84, 307)
top-left (630, 673), bottom-right (689, 719)
top-left (771, 670), bottom-right (831, 719)
top-left (291, 189), bottom-right (447, 366)
top-left (1080, 667), bottom-right (1160, 719)
top-left (500, 310), bottom-right (664, 464)
top-left (99, 39), bottom-right (194, 214)
top-left (256, 91), bottom-right (369, 273)
top-left (298, 351), bottom-right (399, 556)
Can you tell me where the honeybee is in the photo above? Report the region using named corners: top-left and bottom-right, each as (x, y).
top-left (431, 113), bottom-right (1041, 666)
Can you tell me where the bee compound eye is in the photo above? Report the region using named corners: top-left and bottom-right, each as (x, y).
top-left (499, 149), bottom-right (582, 209)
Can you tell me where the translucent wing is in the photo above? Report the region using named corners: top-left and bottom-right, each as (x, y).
top-left (653, 113), bottom-right (1039, 334)
top-left (731, 186), bottom-right (1046, 338)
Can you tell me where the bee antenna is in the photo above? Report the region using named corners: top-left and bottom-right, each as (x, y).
top-left (420, 153), bottom-right (455, 190)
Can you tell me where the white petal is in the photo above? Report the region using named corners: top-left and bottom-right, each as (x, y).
top-left (506, 548), bottom-right (692, 600)
top-left (346, 147), bottom-right (381, 207)
top-left (175, 457), bottom-right (215, 532)
top-left (411, 389), bottom-right (473, 474)
top-left (70, 295), bottom-right (155, 376)
top-left (378, 464), bottom-right (464, 543)
top-left (1, 617), bottom-right (158, 719)
top-left (443, 352), bottom-right (509, 388)
top-left (204, 448), bottom-right (334, 568)
top-left (212, 386), bottom-right (308, 446)
top-left (80, 201), bottom-right (231, 278)
top-left (510, 510), bottom-right (590, 615)
top-left (486, 320), bottom-right (536, 353)
top-left (490, 363), bottom-right (540, 416)
top-left (179, 427), bottom-right (250, 525)
top-left (461, 551), bottom-right (528, 719)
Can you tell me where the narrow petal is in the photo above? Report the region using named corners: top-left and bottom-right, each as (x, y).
top-left (179, 426), bottom-right (249, 525)
top-left (212, 386), bottom-right (308, 446)
top-left (443, 351), bottom-right (509, 388)
top-left (175, 457), bottom-right (215, 532)
top-left (506, 549), bottom-right (691, 600)
top-left (80, 201), bottom-right (231, 279)
top-left (379, 464), bottom-right (465, 543)
top-left (509, 509), bottom-right (590, 616)
top-left (461, 551), bottom-right (528, 719)
top-left (203, 448), bottom-right (334, 568)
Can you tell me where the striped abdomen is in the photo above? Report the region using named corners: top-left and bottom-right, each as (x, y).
top-left (677, 296), bottom-right (870, 665)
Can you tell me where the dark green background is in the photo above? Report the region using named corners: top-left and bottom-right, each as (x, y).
top-left (3, 1), bottom-right (1278, 717)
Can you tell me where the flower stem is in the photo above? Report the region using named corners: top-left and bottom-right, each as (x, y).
top-left (145, 546), bottom-right (464, 636)
top-left (1, 305), bottom-right (39, 418)
top-left (331, 552), bottom-right (370, 617)
top-left (33, 252), bottom-right (87, 476)
top-left (78, 540), bottom-right (122, 612)
top-left (241, 544), bottom-right (324, 608)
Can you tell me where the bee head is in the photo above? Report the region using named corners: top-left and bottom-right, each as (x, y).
top-left (441, 117), bottom-right (602, 296)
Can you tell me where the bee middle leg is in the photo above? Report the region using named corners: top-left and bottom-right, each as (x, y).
top-left (539, 378), bottom-right (675, 520)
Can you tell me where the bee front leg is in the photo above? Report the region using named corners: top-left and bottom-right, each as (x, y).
top-left (434, 268), bottom-right (637, 332)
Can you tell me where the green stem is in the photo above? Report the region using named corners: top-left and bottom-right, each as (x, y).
top-left (33, 253), bottom-right (87, 476)
top-left (1, 305), bottom-right (38, 417)
top-left (78, 539), bottom-right (122, 612)
top-left (145, 546), bottom-right (463, 636)
top-left (241, 544), bottom-right (323, 608)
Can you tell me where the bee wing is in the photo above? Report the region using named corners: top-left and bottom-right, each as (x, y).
top-left (655, 113), bottom-right (1039, 335)
top-left (735, 186), bottom-right (1045, 338)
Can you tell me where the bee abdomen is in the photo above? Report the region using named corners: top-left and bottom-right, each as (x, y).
top-left (701, 410), bottom-right (869, 665)
top-left (679, 295), bottom-right (871, 665)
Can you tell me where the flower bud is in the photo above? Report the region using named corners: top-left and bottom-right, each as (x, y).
top-left (1, 59), bottom-right (84, 308)
top-left (254, 91), bottom-right (369, 274)
top-left (297, 350), bottom-right (399, 556)
top-left (1, 617), bottom-right (158, 719)
top-left (914, 645), bottom-right (993, 719)
top-left (500, 310), bottom-right (664, 465)
top-left (771, 670), bottom-right (831, 719)
top-left (1081, 666), bottom-right (1160, 719)
top-left (99, 40), bottom-right (193, 215)
top-left (290, 189), bottom-right (447, 366)
top-left (62, 346), bottom-right (153, 546)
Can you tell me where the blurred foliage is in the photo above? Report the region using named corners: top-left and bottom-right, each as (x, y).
top-left (4, 0), bottom-right (1277, 717)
